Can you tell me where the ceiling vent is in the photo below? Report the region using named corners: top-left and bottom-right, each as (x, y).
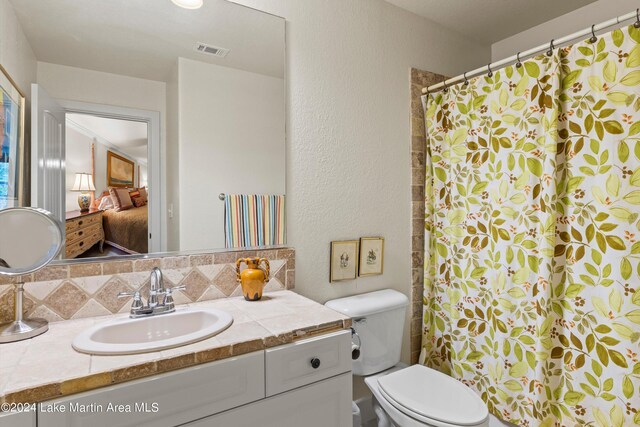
top-left (195, 42), bottom-right (230, 58)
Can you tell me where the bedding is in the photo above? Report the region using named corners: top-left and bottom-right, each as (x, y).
top-left (98, 195), bottom-right (114, 210)
top-left (102, 205), bottom-right (148, 253)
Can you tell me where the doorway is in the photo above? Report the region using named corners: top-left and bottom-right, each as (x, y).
top-left (65, 113), bottom-right (149, 258)
top-left (31, 85), bottom-right (163, 255)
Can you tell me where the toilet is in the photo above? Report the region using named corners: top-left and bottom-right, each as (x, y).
top-left (326, 289), bottom-right (489, 427)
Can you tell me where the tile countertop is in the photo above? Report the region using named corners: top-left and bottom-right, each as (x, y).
top-left (0, 291), bottom-right (351, 405)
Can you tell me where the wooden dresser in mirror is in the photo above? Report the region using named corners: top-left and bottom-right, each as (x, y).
top-left (65, 210), bottom-right (104, 259)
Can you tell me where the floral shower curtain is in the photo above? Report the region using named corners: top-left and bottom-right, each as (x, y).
top-left (422, 25), bottom-right (640, 427)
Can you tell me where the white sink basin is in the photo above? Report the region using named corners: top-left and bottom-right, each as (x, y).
top-left (72, 308), bottom-right (233, 355)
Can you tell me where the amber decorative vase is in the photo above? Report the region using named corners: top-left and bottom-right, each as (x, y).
top-left (236, 257), bottom-right (270, 301)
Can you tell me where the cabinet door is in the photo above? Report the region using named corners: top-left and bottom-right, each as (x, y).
top-left (0, 410), bottom-right (36, 427)
top-left (38, 351), bottom-right (264, 427)
top-left (186, 373), bottom-right (353, 427)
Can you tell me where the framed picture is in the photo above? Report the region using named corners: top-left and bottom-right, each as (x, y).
top-left (359, 237), bottom-right (384, 276)
top-left (107, 151), bottom-right (135, 188)
top-left (0, 64), bottom-right (25, 209)
top-left (330, 240), bottom-right (359, 282)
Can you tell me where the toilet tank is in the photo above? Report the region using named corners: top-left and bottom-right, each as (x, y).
top-left (326, 289), bottom-right (408, 376)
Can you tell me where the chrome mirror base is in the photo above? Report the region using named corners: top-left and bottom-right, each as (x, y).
top-left (0, 318), bottom-right (48, 343)
top-left (0, 283), bottom-right (49, 343)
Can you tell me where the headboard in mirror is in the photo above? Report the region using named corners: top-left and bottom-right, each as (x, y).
top-left (0, 0), bottom-right (285, 262)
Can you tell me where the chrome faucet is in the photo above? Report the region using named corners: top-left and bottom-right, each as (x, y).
top-left (118, 267), bottom-right (186, 318)
top-left (149, 267), bottom-right (163, 308)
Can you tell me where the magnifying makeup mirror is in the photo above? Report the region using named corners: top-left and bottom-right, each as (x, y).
top-left (0, 207), bottom-right (64, 342)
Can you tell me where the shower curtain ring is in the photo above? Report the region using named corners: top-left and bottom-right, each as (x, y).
top-left (441, 76), bottom-right (449, 93)
top-left (515, 52), bottom-right (522, 68)
top-left (635, 9), bottom-right (640, 28)
top-left (487, 63), bottom-right (493, 77)
top-left (463, 72), bottom-right (469, 86)
top-left (589, 24), bottom-right (598, 43)
top-left (546, 39), bottom-right (555, 56)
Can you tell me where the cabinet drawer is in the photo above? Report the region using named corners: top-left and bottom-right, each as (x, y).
top-left (38, 351), bottom-right (265, 427)
top-left (66, 213), bottom-right (101, 233)
top-left (66, 231), bottom-right (102, 258)
top-left (265, 329), bottom-right (351, 396)
top-left (67, 222), bottom-right (102, 244)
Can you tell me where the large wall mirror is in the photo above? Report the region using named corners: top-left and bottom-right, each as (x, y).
top-left (0, 0), bottom-right (285, 261)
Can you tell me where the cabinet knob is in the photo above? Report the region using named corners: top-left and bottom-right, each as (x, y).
top-left (310, 357), bottom-right (321, 369)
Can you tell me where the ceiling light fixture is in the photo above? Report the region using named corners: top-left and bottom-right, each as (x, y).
top-left (171, 0), bottom-right (203, 9)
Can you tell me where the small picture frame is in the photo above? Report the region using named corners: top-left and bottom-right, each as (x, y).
top-left (359, 237), bottom-right (384, 276)
top-left (330, 240), bottom-right (359, 282)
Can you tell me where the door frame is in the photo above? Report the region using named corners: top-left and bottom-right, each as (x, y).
top-left (57, 100), bottom-right (163, 253)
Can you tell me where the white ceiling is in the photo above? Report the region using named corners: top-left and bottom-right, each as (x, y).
top-left (67, 114), bottom-right (149, 165)
top-left (10, 0), bottom-right (285, 82)
top-left (385, 0), bottom-right (598, 43)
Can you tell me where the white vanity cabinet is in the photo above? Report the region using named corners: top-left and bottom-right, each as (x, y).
top-left (0, 410), bottom-right (36, 427)
top-left (187, 373), bottom-right (352, 427)
top-left (38, 351), bottom-right (265, 427)
top-left (37, 330), bottom-right (352, 427)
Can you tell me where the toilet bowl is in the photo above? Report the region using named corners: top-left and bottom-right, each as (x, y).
top-left (325, 289), bottom-right (490, 427)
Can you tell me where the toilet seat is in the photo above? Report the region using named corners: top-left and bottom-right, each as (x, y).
top-left (366, 365), bottom-right (489, 427)
top-left (377, 365), bottom-right (489, 426)
top-left (376, 385), bottom-right (466, 427)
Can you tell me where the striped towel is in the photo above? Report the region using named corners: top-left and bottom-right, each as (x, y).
top-left (224, 194), bottom-right (285, 248)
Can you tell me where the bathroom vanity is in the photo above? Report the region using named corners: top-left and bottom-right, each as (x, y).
top-left (0, 292), bottom-right (353, 427)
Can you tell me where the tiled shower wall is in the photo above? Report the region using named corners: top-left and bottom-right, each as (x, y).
top-left (0, 248), bottom-right (295, 323)
top-left (410, 69), bottom-right (445, 364)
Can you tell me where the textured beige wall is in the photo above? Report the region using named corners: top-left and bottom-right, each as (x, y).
top-left (230, 0), bottom-right (491, 369)
top-left (0, 0), bottom-right (36, 97)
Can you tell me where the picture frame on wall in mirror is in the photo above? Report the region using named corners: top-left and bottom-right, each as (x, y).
top-left (330, 240), bottom-right (359, 282)
top-left (0, 64), bottom-right (25, 209)
top-left (359, 237), bottom-right (384, 276)
top-left (107, 151), bottom-right (135, 188)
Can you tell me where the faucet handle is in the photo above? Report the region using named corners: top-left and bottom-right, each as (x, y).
top-left (162, 285), bottom-right (186, 308)
top-left (167, 285), bottom-right (186, 294)
top-left (118, 291), bottom-right (144, 310)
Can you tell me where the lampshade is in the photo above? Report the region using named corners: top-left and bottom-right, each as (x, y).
top-left (71, 173), bottom-right (96, 192)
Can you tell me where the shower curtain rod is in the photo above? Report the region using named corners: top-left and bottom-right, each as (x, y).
top-left (422, 9), bottom-right (640, 94)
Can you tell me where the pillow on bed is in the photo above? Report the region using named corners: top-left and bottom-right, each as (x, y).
top-left (90, 191), bottom-right (109, 210)
top-left (110, 187), bottom-right (133, 212)
top-left (98, 195), bottom-right (115, 210)
top-left (131, 196), bottom-right (146, 208)
top-left (138, 187), bottom-right (148, 204)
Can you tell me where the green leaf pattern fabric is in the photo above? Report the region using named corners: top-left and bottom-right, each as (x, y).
top-left (423, 25), bottom-right (640, 427)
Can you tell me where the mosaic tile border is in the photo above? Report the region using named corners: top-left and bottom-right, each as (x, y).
top-left (0, 248), bottom-right (295, 323)
top-left (410, 69), bottom-right (445, 364)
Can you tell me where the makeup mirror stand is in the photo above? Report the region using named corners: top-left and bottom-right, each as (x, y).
top-left (0, 207), bottom-right (65, 343)
top-left (0, 283), bottom-right (48, 343)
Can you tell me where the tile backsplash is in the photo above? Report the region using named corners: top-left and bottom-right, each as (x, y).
top-left (0, 248), bottom-right (295, 323)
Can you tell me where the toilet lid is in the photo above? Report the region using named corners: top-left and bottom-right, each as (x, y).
top-left (377, 365), bottom-right (489, 426)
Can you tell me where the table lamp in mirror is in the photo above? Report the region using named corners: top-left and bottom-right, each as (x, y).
top-left (0, 207), bottom-right (64, 342)
top-left (71, 172), bottom-right (96, 212)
